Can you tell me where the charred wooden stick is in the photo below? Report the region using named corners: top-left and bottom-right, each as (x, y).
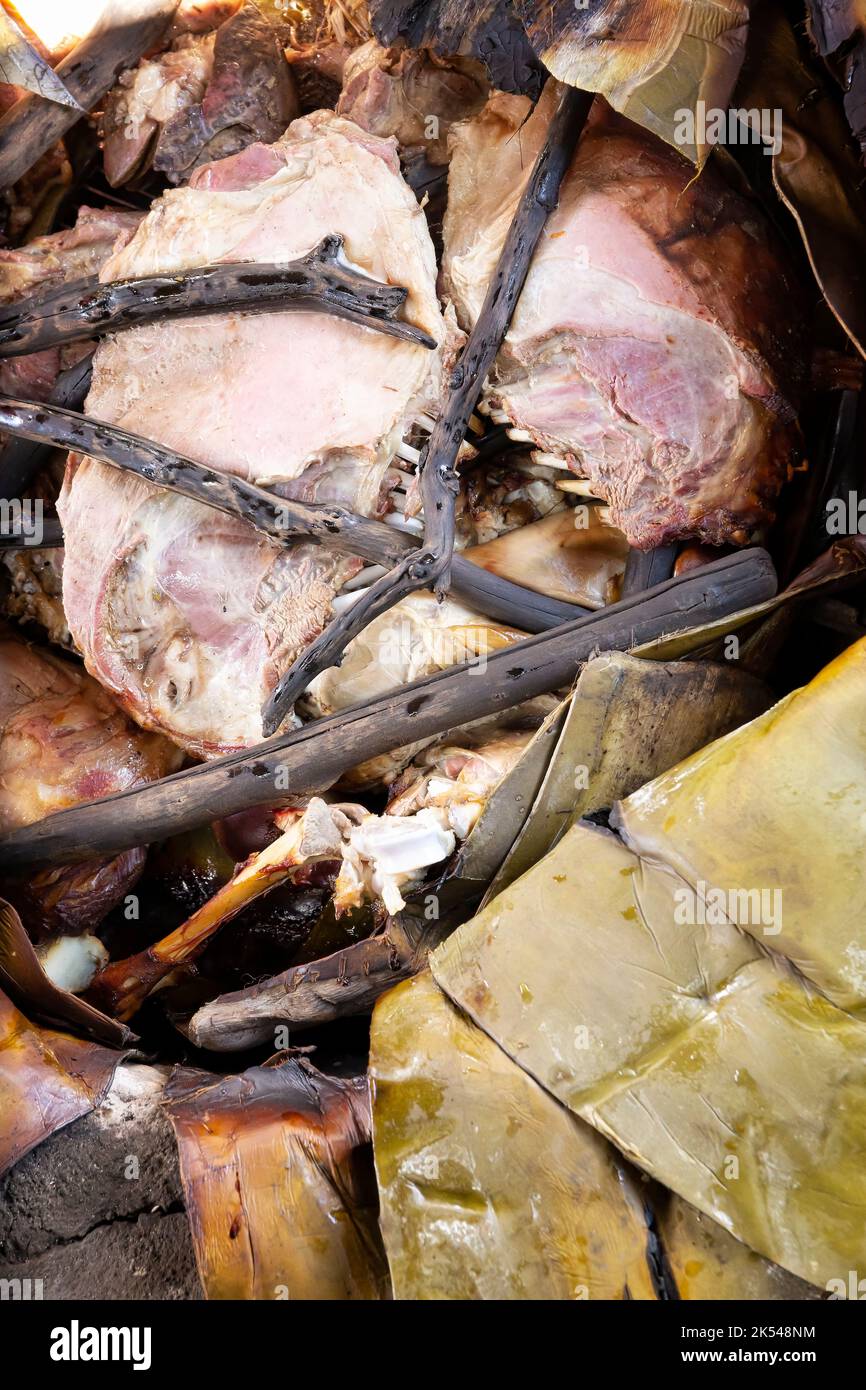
top-left (187, 883), bottom-right (473, 1049)
top-left (621, 544), bottom-right (678, 597)
top-left (0, 0), bottom-right (177, 191)
top-left (0, 353), bottom-right (93, 500)
top-left (260, 84), bottom-right (595, 735)
top-left (0, 398), bottom-right (583, 628)
top-left (0, 549), bottom-right (777, 871)
top-left (0, 237), bottom-right (437, 357)
top-left (188, 916), bottom-right (450, 1051)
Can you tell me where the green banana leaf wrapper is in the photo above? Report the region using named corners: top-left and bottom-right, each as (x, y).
top-left (432, 638), bottom-right (866, 1289)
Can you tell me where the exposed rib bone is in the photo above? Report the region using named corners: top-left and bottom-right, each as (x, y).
top-left (556, 477), bottom-right (603, 497)
top-left (0, 399), bottom-right (582, 632)
top-left (530, 449), bottom-right (572, 470)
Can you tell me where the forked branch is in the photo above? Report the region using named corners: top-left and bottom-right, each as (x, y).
top-left (260, 84), bottom-right (596, 736)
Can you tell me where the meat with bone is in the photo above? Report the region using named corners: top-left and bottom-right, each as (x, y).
top-left (0, 206), bottom-right (140, 401)
top-left (441, 85), bottom-right (808, 549)
top-left (57, 112), bottom-right (452, 756)
top-left (102, 2), bottom-right (298, 187)
top-left (0, 628), bottom-right (181, 937)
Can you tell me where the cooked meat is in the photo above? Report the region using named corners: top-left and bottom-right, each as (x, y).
top-left (103, 2), bottom-right (298, 187)
top-left (441, 85), bottom-right (808, 549)
top-left (0, 205), bottom-right (141, 401)
top-left (102, 31), bottom-right (216, 186)
top-left (0, 628), bottom-right (181, 936)
top-left (337, 39), bottom-right (488, 164)
top-left (58, 112), bottom-right (452, 755)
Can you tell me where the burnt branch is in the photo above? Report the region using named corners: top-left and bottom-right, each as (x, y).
top-left (0, 237), bottom-right (437, 357)
top-left (260, 83), bottom-right (595, 735)
top-left (621, 544), bottom-right (678, 596)
top-left (0, 353), bottom-right (93, 501)
top-left (187, 895), bottom-right (464, 1050)
top-left (0, 1), bottom-right (177, 192)
top-left (0, 549), bottom-right (777, 871)
top-left (0, 517), bottom-right (62, 549)
top-left (0, 397), bottom-right (583, 627)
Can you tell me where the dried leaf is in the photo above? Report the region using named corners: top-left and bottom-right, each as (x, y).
top-left (736, 1), bottom-right (866, 357)
top-left (164, 1057), bottom-right (390, 1300)
top-left (0, 986), bottom-right (124, 1178)
top-left (518, 0), bottom-right (750, 164)
top-left (0, 897), bottom-right (132, 1048)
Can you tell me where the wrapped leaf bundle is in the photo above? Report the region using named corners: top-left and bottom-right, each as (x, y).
top-left (370, 972), bottom-right (658, 1299)
top-left (432, 638), bottom-right (866, 1289)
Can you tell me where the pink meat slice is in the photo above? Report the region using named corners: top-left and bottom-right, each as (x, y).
top-left (441, 86), bottom-right (807, 549)
top-left (58, 112), bottom-right (449, 756)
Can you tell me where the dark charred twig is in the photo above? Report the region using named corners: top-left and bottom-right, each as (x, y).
top-left (0, 516), bottom-right (62, 549)
top-left (0, 1), bottom-right (177, 191)
top-left (0, 353), bottom-right (93, 500)
top-left (0, 398), bottom-right (583, 628)
top-left (0, 237), bottom-right (437, 357)
top-left (187, 907), bottom-right (457, 1050)
top-left (0, 550), bottom-right (777, 870)
top-left (621, 545), bottom-right (678, 596)
top-left (261, 84), bottom-right (596, 735)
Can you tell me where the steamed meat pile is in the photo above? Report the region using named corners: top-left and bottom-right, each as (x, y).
top-left (0, 628), bottom-right (181, 935)
top-left (58, 111), bottom-right (451, 755)
top-left (442, 85), bottom-right (807, 548)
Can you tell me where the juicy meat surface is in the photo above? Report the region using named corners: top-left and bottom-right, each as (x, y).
top-left (58, 112), bottom-right (450, 755)
top-left (0, 630), bottom-right (181, 935)
top-left (441, 86), bottom-right (807, 548)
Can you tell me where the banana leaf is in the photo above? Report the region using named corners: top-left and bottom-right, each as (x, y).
top-left (657, 1192), bottom-right (822, 1300)
top-left (487, 651), bottom-right (770, 899)
top-left (518, 0), bottom-right (750, 164)
top-left (0, 986), bottom-right (124, 1178)
top-left (736, 0), bottom-right (866, 357)
top-left (0, 897), bottom-right (132, 1048)
top-left (431, 819), bottom-right (866, 1288)
top-left (164, 1057), bottom-right (390, 1300)
top-left (632, 536), bottom-right (866, 663)
top-left (615, 635), bottom-right (866, 1011)
top-left (370, 971), bottom-right (659, 1299)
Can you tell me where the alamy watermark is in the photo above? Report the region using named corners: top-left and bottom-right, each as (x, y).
top-left (674, 879), bottom-right (782, 935)
top-left (673, 102), bottom-right (782, 156)
top-left (0, 496), bottom-right (43, 545)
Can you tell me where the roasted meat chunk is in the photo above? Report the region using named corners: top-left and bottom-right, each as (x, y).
top-left (58, 112), bottom-right (452, 755)
top-left (442, 85), bottom-right (808, 548)
top-left (0, 629), bottom-right (181, 935)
